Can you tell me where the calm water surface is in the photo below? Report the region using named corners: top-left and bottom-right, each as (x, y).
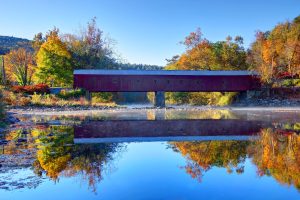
top-left (0, 109), bottom-right (299, 200)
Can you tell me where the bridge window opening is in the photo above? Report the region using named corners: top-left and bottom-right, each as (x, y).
top-left (167, 80), bottom-right (170, 84)
top-left (154, 80), bottom-right (157, 84)
top-left (180, 80), bottom-right (183, 84)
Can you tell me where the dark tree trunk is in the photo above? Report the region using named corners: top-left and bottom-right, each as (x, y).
top-left (1, 56), bottom-right (6, 84)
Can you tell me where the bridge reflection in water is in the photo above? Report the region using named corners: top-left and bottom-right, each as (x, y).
top-left (74, 119), bottom-right (269, 143)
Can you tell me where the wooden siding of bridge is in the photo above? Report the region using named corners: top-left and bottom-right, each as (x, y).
top-left (74, 73), bottom-right (261, 92)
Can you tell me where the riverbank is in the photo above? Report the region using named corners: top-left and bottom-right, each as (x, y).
top-left (4, 94), bottom-right (299, 115)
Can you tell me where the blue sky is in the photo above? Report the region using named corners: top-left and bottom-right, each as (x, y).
top-left (0, 0), bottom-right (299, 66)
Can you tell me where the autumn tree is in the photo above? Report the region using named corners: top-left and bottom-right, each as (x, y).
top-left (181, 27), bottom-right (203, 49)
top-left (169, 28), bottom-right (248, 71)
top-left (63, 17), bottom-right (115, 69)
top-left (248, 15), bottom-right (300, 84)
top-left (35, 28), bottom-right (72, 86)
top-left (165, 28), bottom-right (248, 105)
top-left (32, 32), bottom-right (45, 55)
top-left (4, 48), bottom-right (35, 86)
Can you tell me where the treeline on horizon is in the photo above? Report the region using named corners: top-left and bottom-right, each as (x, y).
top-left (0, 15), bottom-right (299, 106)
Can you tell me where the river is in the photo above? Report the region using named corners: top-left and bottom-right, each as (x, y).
top-left (0, 108), bottom-right (300, 200)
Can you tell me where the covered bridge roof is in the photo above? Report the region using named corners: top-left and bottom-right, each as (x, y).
top-left (74, 70), bottom-right (259, 76)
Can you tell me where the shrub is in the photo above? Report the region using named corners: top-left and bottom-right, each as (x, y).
top-left (11, 85), bottom-right (27, 93)
top-left (11, 84), bottom-right (50, 95)
top-left (31, 84), bottom-right (50, 94)
top-left (1, 85), bottom-right (115, 108)
top-left (1, 87), bottom-right (31, 106)
top-left (31, 93), bottom-right (42, 105)
top-left (165, 91), bottom-right (237, 106)
top-left (166, 92), bottom-right (189, 104)
top-left (281, 79), bottom-right (300, 87)
top-left (18, 97), bottom-right (31, 106)
top-left (216, 92), bottom-right (237, 106)
top-left (92, 92), bottom-right (113, 103)
top-left (57, 89), bottom-right (86, 99)
top-left (188, 92), bottom-right (211, 105)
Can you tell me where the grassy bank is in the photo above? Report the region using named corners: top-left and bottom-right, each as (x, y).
top-left (0, 86), bottom-right (116, 108)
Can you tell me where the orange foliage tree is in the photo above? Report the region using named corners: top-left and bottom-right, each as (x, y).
top-left (248, 15), bottom-right (300, 84)
top-left (4, 48), bottom-right (35, 86)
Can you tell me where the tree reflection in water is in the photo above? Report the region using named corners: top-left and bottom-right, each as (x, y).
top-left (248, 128), bottom-right (300, 190)
top-left (1, 124), bottom-right (300, 193)
top-left (171, 140), bottom-right (249, 182)
top-left (171, 128), bottom-right (300, 190)
top-left (2, 126), bottom-right (125, 193)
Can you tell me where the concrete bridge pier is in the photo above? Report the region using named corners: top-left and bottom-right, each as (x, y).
top-left (154, 110), bottom-right (166, 120)
top-left (85, 90), bottom-right (92, 104)
top-left (154, 91), bottom-right (165, 107)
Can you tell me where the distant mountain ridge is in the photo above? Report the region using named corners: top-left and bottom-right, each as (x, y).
top-left (0, 35), bottom-right (33, 55)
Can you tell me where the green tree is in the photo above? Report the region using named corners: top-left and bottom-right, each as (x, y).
top-left (35, 28), bottom-right (72, 86)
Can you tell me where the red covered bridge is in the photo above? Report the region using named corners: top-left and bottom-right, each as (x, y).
top-left (73, 70), bottom-right (261, 107)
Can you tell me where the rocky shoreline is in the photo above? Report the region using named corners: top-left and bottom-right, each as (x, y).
top-left (233, 96), bottom-right (300, 107)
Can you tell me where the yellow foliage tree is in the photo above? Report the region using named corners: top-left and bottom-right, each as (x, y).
top-left (35, 28), bottom-right (72, 86)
